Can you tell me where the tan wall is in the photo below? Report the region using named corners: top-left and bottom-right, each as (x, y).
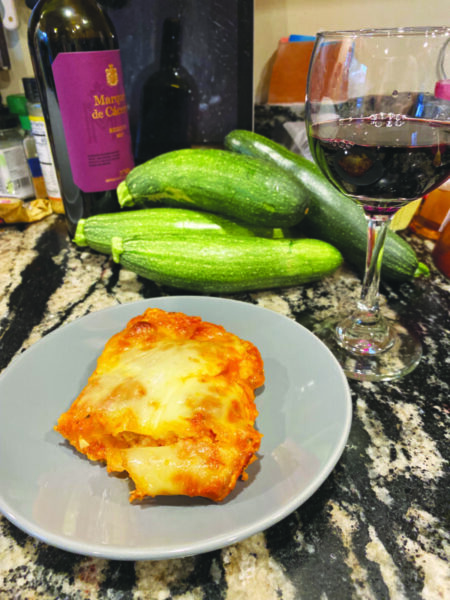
top-left (0, 3), bottom-right (34, 97)
top-left (254, 0), bottom-right (449, 102)
top-left (1, 2), bottom-right (448, 102)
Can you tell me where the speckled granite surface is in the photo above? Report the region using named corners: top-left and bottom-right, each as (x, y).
top-left (0, 211), bottom-right (449, 599)
top-left (1, 105), bottom-right (450, 598)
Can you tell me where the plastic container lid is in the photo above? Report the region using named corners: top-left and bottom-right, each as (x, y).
top-left (6, 94), bottom-right (30, 129)
top-left (288, 35), bottom-right (316, 42)
top-left (7, 94), bottom-right (28, 115)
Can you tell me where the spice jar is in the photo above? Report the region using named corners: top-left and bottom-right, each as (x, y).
top-left (0, 109), bottom-right (34, 200)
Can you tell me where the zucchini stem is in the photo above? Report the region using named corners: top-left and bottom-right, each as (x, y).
top-left (117, 180), bottom-right (134, 207)
top-left (414, 262), bottom-right (430, 277)
top-left (73, 219), bottom-right (87, 246)
top-left (111, 237), bottom-right (124, 263)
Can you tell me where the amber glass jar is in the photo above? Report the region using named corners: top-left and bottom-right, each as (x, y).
top-left (409, 179), bottom-right (450, 240)
top-left (432, 215), bottom-right (450, 278)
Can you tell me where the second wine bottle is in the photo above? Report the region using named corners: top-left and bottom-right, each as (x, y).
top-left (135, 17), bottom-right (198, 164)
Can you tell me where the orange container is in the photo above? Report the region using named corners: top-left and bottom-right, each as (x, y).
top-left (268, 35), bottom-right (315, 104)
top-left (432, 216), bottom-right (450, 278)
top-left (409, 179), bottom-right (450, 240)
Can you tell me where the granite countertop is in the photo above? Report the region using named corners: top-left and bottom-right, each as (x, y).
top-left (0, 207), bottom-right (449, 599)
top-left (0, 97), bottom-right (449, 600)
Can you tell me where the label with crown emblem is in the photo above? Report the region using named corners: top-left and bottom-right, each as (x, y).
top-left (52, 50), bottom-right (134, 193)
top-left (105, 63), bottom-right (119, 87)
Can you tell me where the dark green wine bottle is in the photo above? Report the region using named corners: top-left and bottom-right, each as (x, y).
top-left (135, 17), bottom-right (198, 164)
top-left (28, 0), bottom-right (134, 237)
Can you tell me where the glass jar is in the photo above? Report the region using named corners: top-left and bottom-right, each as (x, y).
top-left (0, 112), bottom-right (35, 200)
top-left (22, 77), bottom-right (64, 214)
top-left (432, 214), bottom-right (450, 278)
top-left (6, 92), bottom-right (48, 199)
top-left (409, 179), bottom-right (450, 240)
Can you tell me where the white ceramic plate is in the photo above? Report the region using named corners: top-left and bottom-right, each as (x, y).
top-left (0, 296), bottom-right (352, 561)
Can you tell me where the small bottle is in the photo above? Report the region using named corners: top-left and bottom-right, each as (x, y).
top-left (432, 213), bottom-right (450, 278)
top-left (22, 77), bottom-right (63, 213)
top-left (409, 179), bottom-right (450, 240)
top-left (6, 92), bottom-right (47, 199)
top-left (28, 0), bottom-right (135, 237)
top-left (0, 104), bottom-right (35, 201)
top-left (22, 121), bottom-right (48, 199)
top-left (135, 17), bottom-right (198, 164)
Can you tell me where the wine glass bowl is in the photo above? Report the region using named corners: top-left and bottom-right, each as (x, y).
top-left (305, 27), bottom-right (450, 381)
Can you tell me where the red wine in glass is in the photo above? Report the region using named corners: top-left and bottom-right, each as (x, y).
top-left (310, 114), bottom-right (450, 215)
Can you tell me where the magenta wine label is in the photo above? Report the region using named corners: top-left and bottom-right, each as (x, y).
top-left (52, 50), bottom-right (134, 193)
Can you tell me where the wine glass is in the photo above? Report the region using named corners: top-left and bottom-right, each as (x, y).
top-left (305, 27), bottom-right (450, 381)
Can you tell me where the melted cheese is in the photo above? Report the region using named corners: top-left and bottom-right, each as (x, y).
top-left (55, 308), bottom-right (264, 502)
top-left (81, 342), bottom-right (226, 428)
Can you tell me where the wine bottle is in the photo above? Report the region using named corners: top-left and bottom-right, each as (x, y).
top-left (135, 17), bottom-right (198, 164)
top-left (28, 0), bottom-right (134, 237)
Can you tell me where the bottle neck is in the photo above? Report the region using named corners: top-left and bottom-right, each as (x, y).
top-left (160, 18), bottom-right (182, 69)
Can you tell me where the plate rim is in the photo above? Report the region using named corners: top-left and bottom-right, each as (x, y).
top-left (0, 295), bottom-right (352, 560)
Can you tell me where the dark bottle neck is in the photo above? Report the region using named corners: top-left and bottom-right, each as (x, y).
top-left (160, 18), bottom-right (182, 69)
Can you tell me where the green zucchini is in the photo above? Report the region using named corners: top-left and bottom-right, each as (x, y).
top-left (73, 207), bottom-right (280, 254)
top-left (117, 148), bottom-right (310, 227)
top-left (111, 235), bottom-right (343, 293)
top-left (224, 129), bottom-right (429, 281)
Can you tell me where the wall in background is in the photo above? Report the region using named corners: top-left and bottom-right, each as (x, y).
top-left (0, 2), bottom-right (33, 98)
top-left (254, 0), bottom-right (449, 102)
top-left (1, 1), bottom-right (448, 103)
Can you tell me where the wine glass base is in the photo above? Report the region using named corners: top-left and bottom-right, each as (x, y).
top-left (314, 318), bottom-right (422, 382)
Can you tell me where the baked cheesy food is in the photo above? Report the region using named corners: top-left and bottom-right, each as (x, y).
top-left (55, 307), bottom-right (264, 502)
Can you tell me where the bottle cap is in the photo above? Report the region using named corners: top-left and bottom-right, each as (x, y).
top-left (6, 94), bottom-right (28, 116)
top-left (22, 77), bottom-right (41, 104)
top-left (435, 79), bottom-right (450, 100)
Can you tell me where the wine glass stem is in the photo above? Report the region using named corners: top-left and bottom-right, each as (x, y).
top-left (359, 215), bottom-right (390, 317)
top-left (336, 213), bottom-right (395, 355)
